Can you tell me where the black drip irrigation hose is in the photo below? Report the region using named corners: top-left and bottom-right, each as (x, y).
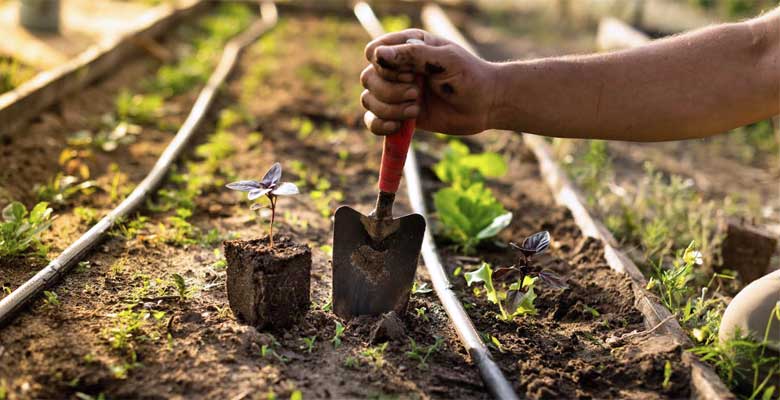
top-left (0, 2), bottom-right (279, 328)
top-left (354, 3), bottom-right (520, 399)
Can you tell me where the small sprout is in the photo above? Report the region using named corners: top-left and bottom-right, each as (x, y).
top-left (662, 360), bottom-right (672, 389)
top-left (301, 336), bottom-right (317, 354)
top-left (405, 337), bottom-right (444, 369)
top-left (331, 321), bottom-right (345, 348)
top-left (411, 281), bottom-right (433, 295)
top-left (415, 307), bottom-right (429, 322)
top-left (43, 290), bottom-right (60, 307)
top-left (343, 356), bottom-right (358, 369)
top-left (360, 342), bottom-right (389, 369)
top-left (226, 162), bottom-right (300, 247)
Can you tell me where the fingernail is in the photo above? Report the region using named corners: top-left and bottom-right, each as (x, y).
top-left (383, 121), bottom-right (399, 132)
top-left (405, 88), bottom-right (418, 99)
top-left (404, 105), bottom-right (419, 118)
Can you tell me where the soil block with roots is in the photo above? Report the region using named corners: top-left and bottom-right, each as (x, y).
top-left (224, 235), bottom-right (311, 330)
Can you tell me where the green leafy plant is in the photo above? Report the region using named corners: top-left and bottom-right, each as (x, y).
top-left (360, 342), bottom-right (389, 369)
top-left (43, 290), bottom-right (60, 307)
top-left (465, 232), bottom-right (566, 321)
top-left (692, 304), bottom-right (780, 400)
top-left (433, 182), bottom-right (512, 254)
top-left (331, 321), bottom-right (345, 348)
top-left (301, 336), bottom-right (317, 354)
top-left (170, 273), bottom-right (194, 301)
top-left (405, 337), bottom-right (444, 369)
top-left (35, 173), bottom-right (97, 205)
top-left (433, 140), bottom-right (507, 189)
top-left (115, 91), bottom-right (164, 125)
top-left (0, 201), bottom-right (52, 257)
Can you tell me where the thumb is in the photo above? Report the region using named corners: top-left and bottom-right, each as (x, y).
top-left (373, 42), bottom-right (453, 75)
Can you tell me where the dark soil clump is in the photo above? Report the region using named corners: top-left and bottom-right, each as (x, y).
top-left (224, 235), bottom-right (311, 329)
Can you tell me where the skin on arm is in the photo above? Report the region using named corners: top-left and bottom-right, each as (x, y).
top-left (362, 8), bottom-right (780, 141)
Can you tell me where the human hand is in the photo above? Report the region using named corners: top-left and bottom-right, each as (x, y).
top-left (361, 29), bottom-right (498, 136)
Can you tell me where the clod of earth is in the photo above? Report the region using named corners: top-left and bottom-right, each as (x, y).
top-left (224, 236), bottom-right (311, 330)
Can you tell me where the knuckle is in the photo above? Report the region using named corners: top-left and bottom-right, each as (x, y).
top-left (360, 66), bottom-right (372, 88)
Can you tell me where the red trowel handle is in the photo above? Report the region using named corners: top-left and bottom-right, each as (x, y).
top-left (378, 77), bottom-right (422, 193)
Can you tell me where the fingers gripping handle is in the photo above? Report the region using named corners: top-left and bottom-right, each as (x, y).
top-left (378, 77), bottom-right (422, 193)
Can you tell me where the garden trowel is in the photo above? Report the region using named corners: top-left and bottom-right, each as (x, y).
top-left (333, 100), bottom-right (425, 320)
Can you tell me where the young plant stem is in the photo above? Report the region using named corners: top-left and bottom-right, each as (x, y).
top-left (269, 196), bottom-right (277, 248)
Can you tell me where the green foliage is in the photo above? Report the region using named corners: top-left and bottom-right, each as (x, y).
top-left (433, 183), bottom-right (512, 254)
top-left (115, 91), bottom-right (164, 125)
top-left (692, 306), bottom-right (780, 400)
top-left (405, 337), bottom-right (444, 369)
top-left (43, 290), bottom-right (60, 307)
top-left (332, 321), bottom-right (345, 348)
top-left (0, 57), bottom-right (35, 93)
top-left (569, 140), bottom-right (611, 205)
top-left (465, 263), bottom-right (537, 321)
top-left (74, 206), bottom-right (99, 225)
top-left (360, 342), bottom-right (389, 369)
top-left (381, 15), bottom-right (411, 32)
top-left (170, 273), bottom-right (194, 300)
top-left (301, 336), bottom-right (317, 354)
top-left (35, 173), bottom-right (97, 205)
top-left (433, 140), bottom-right (507, 189)
top-left (0, 201), bottom-right (52, 258)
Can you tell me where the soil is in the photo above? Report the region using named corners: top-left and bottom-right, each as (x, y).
top-left (224, 235), bottom-right (312, 329)
top-left (0, 10), bottom-right (691, 400)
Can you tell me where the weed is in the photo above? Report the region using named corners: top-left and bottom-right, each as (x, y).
top-left (415, 307), bottom-right (429, 322)
top-left (74, 206), bottom-right (99, 225)
top-left (411, 281), bottom-right (432, 295)
top-left (170, 273), bottom-right (194, 301)
top-left (226, 163), bottom-right (300, 247)
top-left (35, 173), bottom-right (97, 205)
top-left (343, 356), bottom-right (358, 369)
top-left (361, 342), bottom-right (389, 369)
top-left (0, 57), bottom-right (35, 93)
top-left (43, 290), bottom-right (60, 307)
top-left (332, 321), bottom-right (345, 348)
top-left (663, 360), bottom-right (673, 390)
top-left (405, 337), bottom-right (444, 369)
top-left (0, 201), bottom-right (52, 257)
top-left (301, 336), bottom-right (317, 354)
top-left (115, 91), bottom-right (164, 125)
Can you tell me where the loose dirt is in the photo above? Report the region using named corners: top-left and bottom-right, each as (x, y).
top-left (0, 11), bottom-right (691, 400)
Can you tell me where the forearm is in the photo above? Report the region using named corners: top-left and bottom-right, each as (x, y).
top-left (489, 13), bottom-right (780, 142)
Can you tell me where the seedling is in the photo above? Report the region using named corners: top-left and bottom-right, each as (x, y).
top-left (331, 321), bottom-right (345, 348)
top-left (301, 336), bottom-right (317, 354)
top-left (360, 342), bottom-right (389, 369)
top-left (43, 290), bottom-right (60, 307)
top-left (405, 337), bottom-right (444, 369)
top-left (226, 162), bottom-right (300, 247)
top-left (0, 201), bottom-right (52, 257)
top-left (170, 273), bottom-right (194, 301)
top-left (465, 231), bottom-right (566, 321)
top-left (411, 281), bottom-right (432, 295)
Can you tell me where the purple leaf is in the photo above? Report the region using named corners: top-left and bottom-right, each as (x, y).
top-left (513, 231), bottom-right (551, 256)
top-left (248, 188), bottom-right (272, 200)
top-left (261, 162), bottom-right (282, 188)
top-left (272, 182), bottom-right (299, 196)
top-left (538, 270), bottom-right (568, 290)
top-left (226, 180), bottom-right (263, 192)
top-left (492, 266), bottom-right (520, 282)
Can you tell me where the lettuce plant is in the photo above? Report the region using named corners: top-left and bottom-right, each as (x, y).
top-left (433, 140), bottom-right (507, 189)
top-left (226, 162), bottom-right (299, 247)
top-left (0, 201), bottom-right (53, 258)
top-left (465, 231), bottom-right (566, 321)
top-left (433, 182), bottom-right (512, 254)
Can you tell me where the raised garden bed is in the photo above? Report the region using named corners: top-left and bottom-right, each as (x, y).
top-left (0, 3), bottom-right (750, 399)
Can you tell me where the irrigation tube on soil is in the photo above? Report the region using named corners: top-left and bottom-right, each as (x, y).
top-left (354, 3), bottom-right (520, 400)
top-left (0, 2), bottom-right (279, 328)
